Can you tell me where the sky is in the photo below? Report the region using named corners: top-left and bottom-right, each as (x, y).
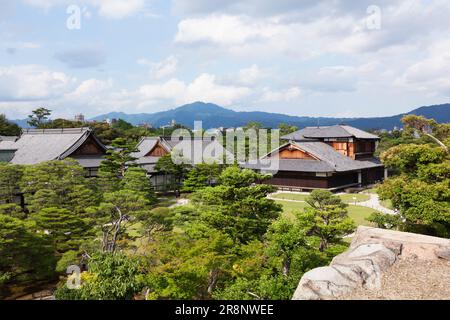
top-left (1, 0), bottom-right (450, 120)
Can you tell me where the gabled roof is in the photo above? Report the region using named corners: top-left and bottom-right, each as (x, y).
top-left (131, 137), bottom-right (162, 158)
top-left (281, 125), bottom-right (380, 141)
top-left (255, 140), bottom-right (383, 173)
top-left (4, 128), bottom-right (106, 165)
top-left (132, 136), bottom-right (233, 166)
top-left (294, 141), bottom-right (382, 171)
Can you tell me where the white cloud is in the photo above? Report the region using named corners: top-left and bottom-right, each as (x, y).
top-left (259, 87), bottom-right (301, 103)
top-left (22, 0), bottom-right (66, 9)
top-left (138, 78), bottom-right (186, 104)
top-left (0, 65), bottom-right (73, 101)
top-left (185, 73), bottom-right (250, 105)
top-left (66, 79), bottom-right (113, 100)
top-left (22, 0), bottom-right (147, 19)
top-left (138, 73), bottom-right (250, 107)
top-left (175, 14), bottom-right (286, 46)
top-left (174, 1), bottom-right (450, 61)
top-left (396, 40), bottom-right (450, 96)
top-left (138, 56), bottom-right (179, 79)
top-left (172, 0), bottom-right (329, 17)
top-left (236, 64), bottom-right (267, 86)
top-left (94, 0), bottom-right (145, 19)
top-left (301, 66), bottom-right (361, 93)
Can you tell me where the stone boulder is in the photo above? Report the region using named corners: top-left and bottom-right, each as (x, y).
top-left (292, 226), bottom-right (450, 300)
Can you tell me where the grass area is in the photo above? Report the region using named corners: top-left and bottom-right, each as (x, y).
top-left (339, 193), bottom-right (370, 204)
top-left (381, 199), bottom-right (394, 210)
top-left (275, 200), bottom-right (310, 220)
top-left (271, 193), bottom-right (310, 201)
top-left (276, 200), bottom-right (377, 227)
top-left (272, 192), bottom-right (370, 204)
top-left (364, 187), bottom-right (379, 194)
top-left (346, 206), bottom-right (377, 226)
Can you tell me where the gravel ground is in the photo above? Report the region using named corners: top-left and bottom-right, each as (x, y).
top-left (339, 257), bottom-right (450, 300)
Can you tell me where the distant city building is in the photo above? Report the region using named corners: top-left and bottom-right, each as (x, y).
top-left (105, 118), bottom-right (118, 125)
top-left (139, 123), bottom-right (152, 129)
top-left (74, 113), bottom-right (85, 122)
top-left (171, 119), bottom-right (177, 126)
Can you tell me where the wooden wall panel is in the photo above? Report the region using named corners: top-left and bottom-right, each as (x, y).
top-left (266, 174), bottom-right (329, 189)
top-left (72, 136), bottom-right (105, 156)
top-left (146, 144), bottom-right (169, 157)
top-left (279, 148), bottom-right (315, 160)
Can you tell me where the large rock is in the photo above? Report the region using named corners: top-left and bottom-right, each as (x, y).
top-left (293, 242), bottom-right (398, 300)
top-left (292, 226), bottom-right (450, 300)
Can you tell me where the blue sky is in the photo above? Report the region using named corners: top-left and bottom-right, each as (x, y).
top-left (1, 0), bottom-right (450, 119)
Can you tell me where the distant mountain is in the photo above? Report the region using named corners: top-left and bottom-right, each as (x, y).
top-left (11, 102), bottom-right (449, 130)
top-left (90, 102), bottom-right (450, 130)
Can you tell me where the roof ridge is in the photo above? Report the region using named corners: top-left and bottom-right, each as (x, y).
top-left (22, 127), bottom-right (90, 135)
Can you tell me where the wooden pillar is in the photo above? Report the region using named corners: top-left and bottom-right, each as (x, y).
top-left (358, 171), bottom-right (362, 186)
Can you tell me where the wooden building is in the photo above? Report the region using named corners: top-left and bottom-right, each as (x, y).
top-left (243, 125), bottom-right (386, 191)
top-left (131, 136), bottom-right (232, 191)
top-left (0, 128), bottom-right (107, 176)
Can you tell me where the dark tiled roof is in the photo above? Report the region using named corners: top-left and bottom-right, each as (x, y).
top-left (132, 137), bottom-right (233, 169)
top-left (245, 139), bottom-right (383, 173)
top-left (3, 128), bottom-right (103, 164)
top-left (1, 128), bottom-right (106, 166)
top-left (282, 125), bottom-right (380, 140)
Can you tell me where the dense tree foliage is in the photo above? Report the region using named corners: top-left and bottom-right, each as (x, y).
top-left (375, 116), bottom-right (450, 238)
top-left (154, 154), bottom-right (190, 193)
top-left (20, 159), bottom-right (96, 215)
top-left (191, 166), bottom-right (282, 244)
top-left (182, 162), bottom-right (223, 192)
top-left (54, 253), bottom-right (144, 300)
top-left (0, 164), bottom-right (23, 204)
top-left (0, 114), bottom-right (21, 136)
top-left (0, 215), bottom-right (56, 298)
top-left (4, 112), bottom-right (448, 300)
top-left (303, 190), bottom-right (355, 252)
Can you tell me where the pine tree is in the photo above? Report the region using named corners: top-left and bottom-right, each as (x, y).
top-left (301, 190), bottom-right (355, 252)
top-left (31, 207), bottom-right (92, 253)
top-left (122, 167), bottom-right (156, 202)
top-left (182, 163), bottom-right (222, 192)
top-left (0, 164), bottom-right (23, 204)
top-left (0, 214), bottom-right (56, 298)
top-left (0, 114), bottom-right (21, 136)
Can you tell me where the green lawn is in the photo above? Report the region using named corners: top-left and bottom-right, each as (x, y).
top-left (339, 193), bottom-right (370, 204)
top-left (380, 199), bottom-right (394, 210)
top-left (275, 200), bottom-right (310, 220)
top-left (271, 193), bottom-right (310, 201)
top-left (272, 192), bottom-right (370, 204)
top-left (276, 200), bottom-right (377, 227)
top-left (364, 187), bottom-right (379, 194)
top-left (346, 205), bottom-right (377, 226)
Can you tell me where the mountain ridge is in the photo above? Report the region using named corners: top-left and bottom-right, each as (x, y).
top-left (12, 102), bottom-right (450, 130)
top-left (89, 102), bottom-right (450, 130)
